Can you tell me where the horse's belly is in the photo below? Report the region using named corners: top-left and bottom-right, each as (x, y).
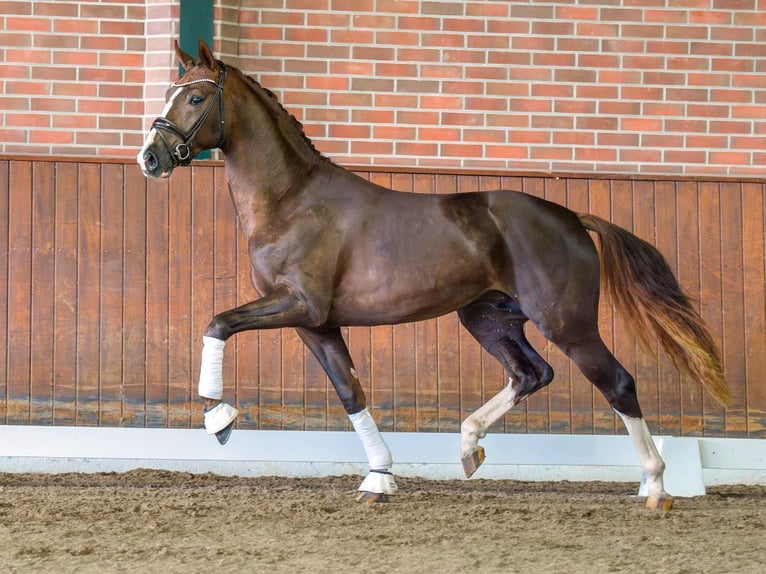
top-left (328, 269), bottom-right (491, 326)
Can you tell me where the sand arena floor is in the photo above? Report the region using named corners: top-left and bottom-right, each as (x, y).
top-left (0, 470), bottom-right (764, 573)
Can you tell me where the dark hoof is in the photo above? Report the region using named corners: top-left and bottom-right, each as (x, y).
top-left (214, 421), bottom-right (235, 445)
top-left (356, 491), bottom-right (390, 503)
top-left (461, 446), bottom-right (485, 478)
top-left (646, 496), bottom-right (674, 511)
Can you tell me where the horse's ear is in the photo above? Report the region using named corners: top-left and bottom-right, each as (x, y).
top-left (197, 40), bottom-right (217, 70)
top-left (174, 40), bottom-right (194, 70)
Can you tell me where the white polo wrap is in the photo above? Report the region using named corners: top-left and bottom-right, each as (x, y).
top-left (349, 408), bottom-right (393, 471)
top-left (198, 336), bottom-right (226, 400)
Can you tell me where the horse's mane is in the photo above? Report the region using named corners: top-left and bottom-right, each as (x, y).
top-left (235, 67), bottom-right (334, 165)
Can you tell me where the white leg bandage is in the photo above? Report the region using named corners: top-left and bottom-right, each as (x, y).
top-left (349, 408), bottom-right (393, 471)
top-left (198, 336), bottom-right (225, 400)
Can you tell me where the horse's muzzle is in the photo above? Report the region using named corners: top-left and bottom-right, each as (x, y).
top-left (137, 139), bottom-right (174, 179)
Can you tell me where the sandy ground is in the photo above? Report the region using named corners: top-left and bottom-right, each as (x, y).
top-left (0, 470), bottom-right (764, 573)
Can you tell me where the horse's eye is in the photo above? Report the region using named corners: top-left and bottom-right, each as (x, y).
top-left (189, 94), bottom-right (204, 105)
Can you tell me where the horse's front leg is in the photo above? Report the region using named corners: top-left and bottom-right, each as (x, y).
top-left (198, 287), bottom-right (316, 444)
top-left (297, 327), bottom-right (397, 502)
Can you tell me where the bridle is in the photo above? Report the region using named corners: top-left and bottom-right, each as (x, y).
top-left (151, 60), bottom-right (227, 167)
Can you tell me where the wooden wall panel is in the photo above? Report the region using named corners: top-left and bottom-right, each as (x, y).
top-left (1, 157), bottom-right (764, 439)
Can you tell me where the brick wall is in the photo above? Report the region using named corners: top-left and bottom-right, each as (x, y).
top-left (3, 1), bottom-right (766, 176)
top-left (0, 0), bottom-right (177, 158)
top-left (226, 0), bottom-right (766, 177)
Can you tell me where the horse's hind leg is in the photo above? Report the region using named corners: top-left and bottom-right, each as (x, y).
top-left (457, 294), bottom-right (553, 478)
top-left (296, 327), bottom-right (397, 502)
top-left (552, 331), bottom-right (672, 510)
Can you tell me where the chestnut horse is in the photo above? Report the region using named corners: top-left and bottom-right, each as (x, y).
top-left (138, 41), bottom-right (730, 509)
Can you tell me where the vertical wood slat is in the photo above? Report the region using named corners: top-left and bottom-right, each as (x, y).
top-left (741, 183), bottom-right (766, 437)
top-left (6, 161), bottom-right (32, 425)
top-left (122, 165), bottom-right (147, 427)
top-left (676, 181), bottom-right (704, 436)
top-left (0, 160), bottom-right (8, 423)
top-left (99, 164), bottom-right (125, 427)
top-left (30, 162), bottom-right (55, 426)
top-left (0, 158), bottom-right (763, 439)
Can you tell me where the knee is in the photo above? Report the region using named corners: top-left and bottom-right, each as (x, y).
top-left (204, 314), bottom-right (231, 340)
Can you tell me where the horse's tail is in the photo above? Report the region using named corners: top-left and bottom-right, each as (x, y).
top-left (578, 213), bottom-right (731, 407)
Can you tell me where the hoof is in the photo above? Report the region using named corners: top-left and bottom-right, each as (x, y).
top-left (356, 491), bottom-right (390, 503)
top-left (214, 420), bottom-right (235, 445)
top-left (646, 496), bottom-right (674, 511)
top-left (461, 446), bottom-right (485, 478)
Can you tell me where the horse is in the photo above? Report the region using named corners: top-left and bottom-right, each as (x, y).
top-left (138, 40), bottom-right (731, 509)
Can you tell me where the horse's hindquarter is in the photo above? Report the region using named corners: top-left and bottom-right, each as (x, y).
top-left (328, 190), bottom-right (505, 325)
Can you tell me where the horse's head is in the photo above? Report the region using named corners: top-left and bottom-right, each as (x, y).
top-left (138, 40), bottom-right (227, 178)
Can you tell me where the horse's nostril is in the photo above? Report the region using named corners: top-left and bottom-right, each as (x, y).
top-left (144, 150), bottom-right (158, 171)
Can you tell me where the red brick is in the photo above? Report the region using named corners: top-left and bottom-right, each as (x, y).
top-left (351, 140), bottom-right (392, 155)
top-left (398, 16), bottom-right (440, 31)
top-left (375, 94), bottom-right (418, 108)
top-left (287, 0), bottom-right (329, 9)
top-left (441, 112), bottom-right (484, 126)
top-left (441, 143), bottom-right (483, 157)
top-left (352, 109), bottom-right (395, 124)
top-left (53, 115), bottom-right (96, 129)
top-left (599, 101), bottom-right (641, 115)
top-left (420, 95), bottom-right (462, 109)
top-left (464, 128), bottom-right (504, 142)
top-left (623, 87), bottom-right (665, 101)
top-left (308, 12), bottom-right (350, 27)
top-left (353, 46), bottom-right (395, 61)
top-left (710, 120), bottom-right (752, 133)
top-left (466, 2), bottom-right (508, 18)
top-left (398, 48), bottom-right (441, 62)
top-left (398, 110), bottom-right (439, 125)
top-left (509, 98), bottom-right (552, 113)
top-left (690, 10), bottom-right (731, 25)
top-left (31, 98), bottom-right (75, 112)
top-left (555, 100), bottom-right (596, 114)
top-left (531, 83), bottom-right (574, 98)
top-left (0, 32), bottom-right (32, 48)
top-left (54, 52), bottom-right (99, 67)
top-left (686, 135), bottom-right (729, 148)
top-left (444, 18), bottom-right (485, 33)
top-left (530, 146), bottom-right (571, 160)
top-left (374, 125), bottom-right (416, 140)
top-left (643, 102), bottom-right (685, 115)
top-left (375, 0), bottom-right (419, 14)
top-left (576, 116), bottom-right (619, 131)
top-left (576, 147), bottom-right (617, 162)
top-left (710, 151), bottom-right (751, 165)
top-left (487, 50), bottom-right (532, 66)
top-left (285, 27), bottom-right (326, 43)
top-left (29, 130), bottom-right (74, 144)
top-left (621, 117), bottom-right (663, 131)
top-left (5, 81), bottom-right (48, 95)
top-left (510, 130), bottom-right (550, 144)
top-left (664, 150), bottom-right (706, 164)
top-left (101, 21), bottom-right (143, 36)
top-left (485, 144), bottom-right (527, 159)
top-left (261, 10), bottom-right (304, 25)
top-left (397, 142), bottom-right (438, 156)
top-left (620, 149), bottom-right (662, 163)
top-left (99, 53), bottom-right (144, 68)
top-left (486, 114), bottom-right (528, 128)
top-left (5, 112), bottom-right (49, 127)
top-left (52, 83), bottom-right (97, 97)
top-left (5, 49), bottom-right (50, 64)
top-left (329, 92), bottom-right (371, 107)
top-left (330, 124), bottom-right (371, 139)
top-left (6, 16), bottom-right (51, 32)
top-left (0, 2), bottom-right (31, 15)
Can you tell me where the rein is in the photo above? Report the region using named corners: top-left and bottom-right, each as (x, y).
top-left (151, 60), bottom-right (227, 167)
